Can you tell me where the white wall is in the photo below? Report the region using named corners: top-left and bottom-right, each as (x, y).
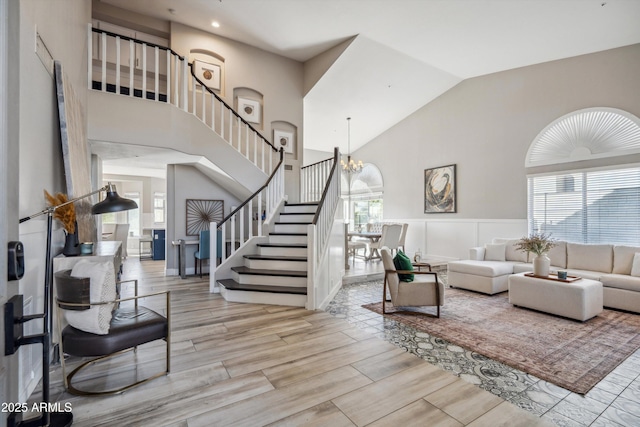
top-left (357, 44), bottom-right (640, 259)
top-left (303, 148), bottom-right (334, 166)
top-left (314, 209), bottom-right (346, 310)
top-left (17, 0), bottom-right (91, 404)
top-left (170, 22), bottom-right (305, 201)
top-left (166, 164), bottom-right (242, 275)
top-left (2, 0), bottom-right (21, 409)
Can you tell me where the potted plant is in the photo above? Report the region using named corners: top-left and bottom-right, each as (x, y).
top-left (45, 191), bottom-right (80, 256)
top-left (515, 232), bottom-right (557, 277)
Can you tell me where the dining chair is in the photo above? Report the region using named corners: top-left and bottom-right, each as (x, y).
top-left (398, 223), bottom-right (409, 253)
top-left (347, 240), bottom-right (367, 264)
top-left (195, 230), bottom-right (210, 277)
top-left (106, 223), bottom-right (130, 258)
top-left (369, 224), bottom-right (402, 260)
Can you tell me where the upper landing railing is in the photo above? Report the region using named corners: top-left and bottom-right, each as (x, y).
top-left (88, 25), bottom-right (279, 174)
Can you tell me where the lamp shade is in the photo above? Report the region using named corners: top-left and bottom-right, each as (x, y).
top-left (91, 190), bottom-right (138, 214)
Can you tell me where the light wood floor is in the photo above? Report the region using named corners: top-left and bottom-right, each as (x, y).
top-left (46, 258), bottom-right (553, 426)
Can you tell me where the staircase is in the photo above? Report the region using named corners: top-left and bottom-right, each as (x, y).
top-left (88, 26), bottom-right (344, 310)
top-left (217, 202), bottom-right (318, 306)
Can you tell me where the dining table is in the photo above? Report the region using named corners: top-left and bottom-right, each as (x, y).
top-left (347, 231), bottom-right (382, 261)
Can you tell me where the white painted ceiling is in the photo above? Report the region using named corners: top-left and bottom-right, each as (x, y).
top-left (99, 0), bottom-right (640, 158)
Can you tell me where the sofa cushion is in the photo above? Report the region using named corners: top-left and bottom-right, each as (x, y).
top-left (448, 260), bottom-right (515, 277)
top-left (528, 241), bottom-right (567, 269)
top-left (564, 269), bottom-right (604, 281)
top-left (512, 263), bottom-right (533, 274)
top-left (599, 274), bottom-right (640, 293)
top-left (484, 243), bottom-right (506, 261)
top-left (613, 245), bottom-right (640, 275)
top-left (631, 253), bottom-right (640, 277)
top-left (493, 238), bottom-right (528, 263)
top-left (549, 241), bottom-right (567, 269)
top-left (512, 263), bottom-right (566, 274)
top-left (566, 243), bottom-right (613, 273)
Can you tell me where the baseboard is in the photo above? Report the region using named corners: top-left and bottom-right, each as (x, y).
top-left (317, 276), bottom-right (343, 311)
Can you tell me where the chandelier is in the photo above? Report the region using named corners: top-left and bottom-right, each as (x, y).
top-left (341, 117), bottom-right (364, 173)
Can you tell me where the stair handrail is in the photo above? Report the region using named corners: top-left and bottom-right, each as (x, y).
top-left (211, 148), bottom-right (285, 282)
top-left (89, 25), bottom-right (279, 174)
top-left (91, 27), bottom-right (185, 60)
top-left (188, 64), bottom-right (277, 152)
top-left (300, 155), bottom-right (335, 204)
top-left (311, 147), bottom-right (340, 226)
top-left (219, 148), bottom-right (284, 226)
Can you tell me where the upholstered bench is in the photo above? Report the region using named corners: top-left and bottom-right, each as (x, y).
top-left (508, 272), bottom-right (603, 321)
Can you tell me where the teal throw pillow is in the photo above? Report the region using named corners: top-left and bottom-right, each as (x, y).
top-left (393, 250), bottom-right (414, 282)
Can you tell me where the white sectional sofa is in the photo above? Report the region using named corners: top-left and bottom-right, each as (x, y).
top-left (447, 238), bottom-right (640, 314)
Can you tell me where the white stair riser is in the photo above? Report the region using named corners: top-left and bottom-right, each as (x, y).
top-left (219, 284), bottom-right (306, 307)
top-left (269, 235), bottom-right (307, 245)
top-left (232, 272), bottom-right (306, 287)
top-left (279, 214), bottom-right (314, 223)
top-left (246, 259), bottom-right (307, 271)
top-left (258, 246), bottom-right (307, 257)
top-left (274, 223), bottom-right (308, 233)
top-left (284, 205), bottom-right (317, 214)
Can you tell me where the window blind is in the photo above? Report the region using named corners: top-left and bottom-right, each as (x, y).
top-left (528, 166), bottom-right (640, 245)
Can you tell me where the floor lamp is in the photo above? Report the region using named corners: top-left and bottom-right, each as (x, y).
top-left (5, 183), bottom-right (137, 427)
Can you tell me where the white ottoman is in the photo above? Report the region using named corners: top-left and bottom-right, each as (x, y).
top-left (508, 273), bottom-right (603, 321)
top-left (447, 260), bottom-right (515, 294)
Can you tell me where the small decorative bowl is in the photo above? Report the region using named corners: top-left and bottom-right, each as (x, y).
top-left (80, 242), bottom-right (94, 255)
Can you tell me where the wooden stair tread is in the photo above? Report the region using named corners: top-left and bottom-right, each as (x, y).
top-left (285, 202), bottom-right (318, 207)
top-left (275, 221), bottom-right (312, 225)
top-left (244, 254), bottom-right (307, 262)
top-left (257, 243), bottom-right (307, 248)
top-left (280, 212), bottom-right (314, 215)
top-left (218, 279), bottom-right (307, 295)
top-left (269, 232), bottom-right (307, 236)
top-left (231, 266), bottom-right (307, 277)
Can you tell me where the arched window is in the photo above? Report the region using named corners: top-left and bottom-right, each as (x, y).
top-left (342, 163), bottom-right (384, 231)
top-left (526, 108), bottom-right (640, 244)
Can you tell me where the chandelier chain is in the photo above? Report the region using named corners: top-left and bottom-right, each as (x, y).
top-left (341, 117), bottom-right (363, 173)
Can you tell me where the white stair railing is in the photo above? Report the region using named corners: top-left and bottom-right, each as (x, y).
top-left (88, 24), bottom-right (279, 174)
top-left (300, 155), bottom-right (335, 203)
top-left (210, 149), bottom-right (285, 291)
top-left (306, 148), bottom-right (340, 309)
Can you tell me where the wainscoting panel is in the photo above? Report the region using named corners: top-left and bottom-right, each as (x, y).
top-left (425, 220), bottom-right (478, 260)
top-left (387, 218), bottom-right (527, 261)
top-left (477, 220), bottom-right (528, 247)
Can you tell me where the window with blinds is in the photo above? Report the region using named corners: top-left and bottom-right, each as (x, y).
top-left (528, 166), bottom-right (640, 245)
top-left (154, 192), bottom-right (165, 223)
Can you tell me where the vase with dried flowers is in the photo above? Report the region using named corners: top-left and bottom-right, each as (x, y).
top-left (515, 232), bottom-right (557, 277)
top-left (45, 190), bottom-right (81, 256)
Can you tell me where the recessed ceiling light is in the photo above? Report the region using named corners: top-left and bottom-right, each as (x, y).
top-left (211, 21), bottom-right (220, 28)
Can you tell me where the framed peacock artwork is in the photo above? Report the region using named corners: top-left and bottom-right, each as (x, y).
top-left (424, 164), bottom-right (456, 213)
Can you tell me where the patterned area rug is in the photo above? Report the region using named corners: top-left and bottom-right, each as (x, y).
top-left (363, 287), bottom-right (640, 394)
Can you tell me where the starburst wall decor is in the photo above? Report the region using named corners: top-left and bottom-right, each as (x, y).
top-left (186, 199), bottom-right (224, 235)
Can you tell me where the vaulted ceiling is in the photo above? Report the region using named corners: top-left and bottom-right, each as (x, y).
top-left (100, 0), bottom-right (640, 155)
